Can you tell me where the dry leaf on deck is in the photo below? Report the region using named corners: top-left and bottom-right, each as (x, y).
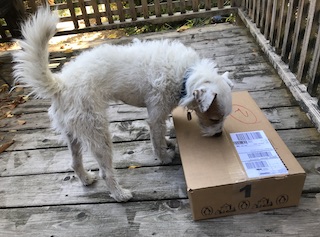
top-left (0, 140), bottom-right (14, 153)
top-left (64, 48), bottom-right (73, 53)
top-left (0, 84), bottom-right (9, 93)
top-left (5, 111), bottom-right (14, 118)
top-left (17, 120), bottom-right (26, 125)
top-left (177, 25), bottom-right (191, 32)
top-left (128, 165), bottom-right (141, 169)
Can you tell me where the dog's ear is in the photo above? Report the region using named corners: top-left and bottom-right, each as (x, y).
top-left (222, 71), bottom-right (234, 89)
top-left (193, 89), bottom-right (217, 113)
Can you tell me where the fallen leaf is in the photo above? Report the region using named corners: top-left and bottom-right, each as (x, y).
top-left (0, 140), bottom-right (14, 153)
top-left (128, 165), bottom-right (141, 169)
top-left (0, 84), bottom-right (9, 93)
top-left (177, 25), bottom-right (191, 32)
top-left (17, 120), bottom-right (26, 125)
top-left (107, 33), bottom-right (120, 39)
top-left (64, 48), bottom-right (73, 53)
top-left (5, 111), bottom-right (14, 118)
top-left (22, 95), bottom-right (29, 102)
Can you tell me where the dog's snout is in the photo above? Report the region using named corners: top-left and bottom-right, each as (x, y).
top-left (213, 131), bottom-right (223, 137)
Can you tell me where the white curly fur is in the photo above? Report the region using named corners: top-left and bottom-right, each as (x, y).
top-left (13, 6), bottom-right (233, 202)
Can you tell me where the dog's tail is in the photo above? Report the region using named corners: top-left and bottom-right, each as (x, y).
top-left (13, 6), bottom-right (62, 99)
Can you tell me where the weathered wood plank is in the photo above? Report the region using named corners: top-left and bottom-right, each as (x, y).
top-left (277, 128), bottom-right (320, 157)
top-left (0, 166), bottom-right (186, 208)
top-left (263, 106), bottom-right (313, 130)
top-left (5, 125), bottom-right (320, 157)
top-left (0, 140), bottom-right (180, 176)
top-left (0, 160), bottom-right (319, 209)
top-left (0, 196), bottom-right (319, 237)
top-left (2, 149), bottom-right (320, 194)
top-left (2, 103), bottom-right (312, 133)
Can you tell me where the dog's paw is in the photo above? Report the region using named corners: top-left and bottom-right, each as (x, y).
top-left (158, 149), bottom-right (175, 164)
top-left (166, 139), bottom-right (176, 150)
top-left (110, 188), bottom-right (133, 202)
top-left (80, 170), bottom-right (97, 186)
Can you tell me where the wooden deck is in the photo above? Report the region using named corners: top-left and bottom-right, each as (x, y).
top-left (1, 23), bottom-right (320, 236)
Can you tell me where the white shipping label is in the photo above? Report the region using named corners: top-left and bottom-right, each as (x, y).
top-left (230, 130), bottom-right (288, 178)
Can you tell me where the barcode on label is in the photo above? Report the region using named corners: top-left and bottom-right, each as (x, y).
top-left (235, 132), bottom-right (263, 141)
top-left (247, 151), bottom-right (273, 158)
top-left (245, 161), bottom-right (269, 169)
top-left (233, 141), bottom-right (248, 145)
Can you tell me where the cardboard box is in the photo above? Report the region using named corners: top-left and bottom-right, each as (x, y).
top-left (172, 91), bottom-right (306, 220)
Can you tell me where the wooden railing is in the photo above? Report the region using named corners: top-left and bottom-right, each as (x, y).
top-left (0, 0), bottom-right (238, 41)
top-left (241, 0), bottom-right (320, 106)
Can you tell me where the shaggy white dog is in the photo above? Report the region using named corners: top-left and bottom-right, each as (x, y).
top-left (13, 7), bottom-right (233, 202)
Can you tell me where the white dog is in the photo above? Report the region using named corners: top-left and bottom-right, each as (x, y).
top-left (13, 7), bottom-right (233, 202)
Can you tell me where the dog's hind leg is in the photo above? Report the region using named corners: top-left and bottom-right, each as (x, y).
top-left (67, 135), bottom-right (96, 186)
top-left (87, 126), bottom-right (133, 202)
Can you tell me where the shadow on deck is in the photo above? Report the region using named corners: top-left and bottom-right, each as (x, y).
top-left (0, 19), bottom-right (320, 237)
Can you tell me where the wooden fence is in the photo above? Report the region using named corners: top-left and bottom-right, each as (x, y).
top-left (241, 0), bottom-right (320, 106)
top-left (0, 0), bottom-right (238, 40)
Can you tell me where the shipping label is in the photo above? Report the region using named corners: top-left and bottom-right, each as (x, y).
top-left (230, 130), bottom-right (288, 178)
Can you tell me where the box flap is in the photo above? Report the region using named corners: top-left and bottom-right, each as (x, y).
top-left (173, 107), bottom-right (246, 190)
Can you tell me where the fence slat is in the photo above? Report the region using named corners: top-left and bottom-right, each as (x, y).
top-left (78, 0), bottom-right (90, 27)
top-left (259, 0), bottom-right (266, 34)
top-left (205, 0), bottom-right (211, 11)
top-left (180, 0), bottom-right (186, 14)
top-left (91, 0), bottom-right (102, 25)
top-left (167, 0), bottom-right (174, 16)
top-left (268, 0), bottom-right (278, 45)
top-left (128, 0), bottom-right (137, 21)
top-left (141, 0), bottom-right (149, 19)
top-left (288, 0), bottom-right (307, 72)
top-left (255, 0), bottom-right (261, 27)
top-left (307, 15), bottom-right (320, 96)
top-left (192, 0), bottom-right (199, 12)
top-left (102, 0), bottom-right (114, 24)
top-left (275, 0), bottom-right (287, 53)
top-left (115, 0), bottom-right (125, 22)
top-left (66, 0), bottom-right (79, 29)
top-left (263, 0), bottom-right (272, 39)
top-left (281, 0), bottom-right (296, 62)
top-left (252, 0), bottom-right (256, 20)
top-left (297, 0), bottom-right (317, 82)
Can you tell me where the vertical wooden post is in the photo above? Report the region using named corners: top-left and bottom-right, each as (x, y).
top-left (128, 0), bottom-right (137, 21)
top-left (297, 0), bottom-right (317, 81)
top-left (91, 0), bottom-right (102, 25)
top-left (141, 0), bottom-right (149, 19)
top-left (275, 0), bottom-right (287, 53)
top-left (217, 0), bottom-right (224, 9)
top-left (288, 0), bottom-right (307, 71)
top-left (102, 0), bottom-right (114, 24)
top-left (66, 0), bottom-right (79, 29)
top-left (78, 0), bottom-right (90, 27)
top-left (115, 0), bottom-right (125, 22)
top-left (281, 0), bottom-right (296, 62)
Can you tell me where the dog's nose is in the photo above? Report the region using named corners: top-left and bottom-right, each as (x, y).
top-left (213, 131), bottom-right (222, 137)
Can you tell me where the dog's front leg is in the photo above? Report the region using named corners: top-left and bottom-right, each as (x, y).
top-left (67, 135), bottom-right (96, 186)
top-left (147, 110), bottom-right (175, 164)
